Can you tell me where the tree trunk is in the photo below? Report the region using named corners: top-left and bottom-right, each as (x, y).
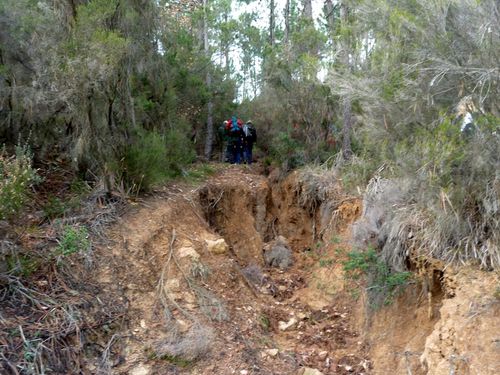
top-left (126, 61), bottom-right (137, 129)
top-left (303, 0), bottom-right (313, 20)
top-left (341, 97), bottom-right (353, 159)
top-left (224, 12), bottom-right (230, 78)
top-left (269, 0), bottom-right (275, 46)
top-left (284, 0), bottom-right (290, 44)
top-left (203, 0), bottom-right (214, 160)
top-left (324, 0), bottom-right (336, 32)
top-left (340, 1), bottom-right (353, 160)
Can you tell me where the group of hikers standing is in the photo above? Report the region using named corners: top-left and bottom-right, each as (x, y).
top-left (219, 116), bottom-right (257, 165)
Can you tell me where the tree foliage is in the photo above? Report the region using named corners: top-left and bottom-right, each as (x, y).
top-left (1, 0), bottom-right (498, 267)
top-left (0, 0), bottom-right (235, 191)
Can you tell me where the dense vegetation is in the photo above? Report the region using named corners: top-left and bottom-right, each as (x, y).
top-left (0, 1), bottom-right (499, 372)
top-left (1, 0), bottom-right (498, 265)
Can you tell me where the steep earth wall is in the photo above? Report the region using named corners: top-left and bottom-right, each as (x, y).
top-left (89, 166), bottom-right (498, 374)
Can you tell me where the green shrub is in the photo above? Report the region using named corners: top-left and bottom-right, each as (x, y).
top-left (69, 177), bottom-right (90, 195)
top-left (394, 116), bottom-right (499, 268)
top-left (270, 132), bottom-right (305, 171)
top-left (343, 248), bottom-right (412, 307)
top-left (42, 197), bottom-right (67, 219)
top-left (342, 114), bottom-right (500, 269)
top-left (56, 226), bottom-right (91, 257)
top-left (164, 128), bottom-right (196, 175)
top-left (6, 254), bottom-right (39, 277)
top-left (119, 129), bottom-right (195, 192)
top-left (0, 144), bottom-right (39, 220)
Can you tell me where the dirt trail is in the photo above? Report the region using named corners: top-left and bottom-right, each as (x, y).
top-left (87, 166), bottom-right (369, 374)
top-left (88, 166), bottom-right (499, 375)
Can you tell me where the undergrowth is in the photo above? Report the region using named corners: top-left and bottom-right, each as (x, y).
top-left (117, 129), bottom-right (195, 192)
top-left (343, 248), bottom-right (413, 308)
top-left (0, 144), bottom-right (39, 220)
top-left (56, 226), bottom-right (91, 258)
top-left (270, 131), bottom-right (306, 171)
top-left (342, 114), bottom-right (500, 269)
top-left (0, 180), bottom-right (126, 374)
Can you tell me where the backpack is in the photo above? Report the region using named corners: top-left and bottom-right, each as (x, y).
top-left (244, 123), bottom-right (256, 142)
top-left (226, 116), bottom-right (242, 134)
top-left (243, 123), bottom-right (251, 137)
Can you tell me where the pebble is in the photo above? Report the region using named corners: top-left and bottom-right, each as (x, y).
top-left (317, 351), bottom-right (328, 361)
top-left (297, 312), bottom-right (307, 320)
top-left (264, 348), bottom-right (279, 357)
top-left (297, 367), bottom-right (324, 375)
top-left (279, 317), bottom-right (298, 331)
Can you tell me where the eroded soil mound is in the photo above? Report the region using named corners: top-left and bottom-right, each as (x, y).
top-left (83, 165), bottom-right (499, 375)
top-left (88, 166), bottom-right (367, 374)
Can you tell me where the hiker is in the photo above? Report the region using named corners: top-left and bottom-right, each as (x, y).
top-left (218, 121), bottom-right (231, 162)
top-left (455, 96), bottom-right (477, 137)
top-left (242, 120), bottom-right (257, 165)
top-left (225, 116), bottom-right (244, 164)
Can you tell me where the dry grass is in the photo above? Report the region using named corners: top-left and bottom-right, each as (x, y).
top-left (0, 273), bottom-right (125, 374)
top-left (157, 230), bottom-right (228, 322)
top-left (0, 188), bottom-right (127, 374)
top-left (296, 164), bottom-right (342, 213)
top-left (154, 323), bottom-right (214, 362)
top-left (52, 189), bottom-right (127, 243)
top-left (353, 168), bottom-right (500, 271)
top-left (154, 229), bottom-right (227, 364)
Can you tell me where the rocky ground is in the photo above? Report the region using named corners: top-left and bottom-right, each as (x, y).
top-left (86, 166), bottom-right (372, 374)
top-left (83, 165), bottom-right (500, 375)
top-left (5, 164), bottom-right (496, 374)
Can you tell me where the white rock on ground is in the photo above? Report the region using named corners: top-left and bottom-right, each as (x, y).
top-left (279, 317), bottom-right (298, 331)
top-left (205, 238), bottom-right (228, 254)
top-left (129, 364), bottom-right (151, 375)
top-left (297, 367), bottom-right (324, 375)
top-left (317, 351), bottom-right (328, 361)
top-left (177, 246), bottom-right (200, 260)
top-left (263, 348), bottom-right (279, 357)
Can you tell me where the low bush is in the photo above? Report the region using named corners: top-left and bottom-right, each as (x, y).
top-left (42, 196), bottom-right (67, 219)
top-left (343, 248), bottom-right (412, 307)
top-left (6, 253), bottom-right (39, 277)
top-left (118, 129), bottom-right (195, 192)
top-left (269, 132), bottom-right (305, 171)
top-left (56, 226), bottom-right (91, 257)
top-left (0, 144), bottom-right (39, 220)
top-left (345, 114), bottom-right (500, 270)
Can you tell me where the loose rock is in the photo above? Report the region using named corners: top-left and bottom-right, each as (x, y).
top-left (263, 348), bottom-right (279, 357)
top-left (279, 317), bottom-right (298, 331)
top-left (129, 364), bottom-right (151, 375)
top-left (297, 367), bottom-right (324, 375)
top-left (177, 246), bottom-right (200, 260)
top-left (205, 239), bottom-right (228, 254)
top-left (317, 351), bottom-right (328, 361)
top-left (263, 236), bottom-right (294, 269)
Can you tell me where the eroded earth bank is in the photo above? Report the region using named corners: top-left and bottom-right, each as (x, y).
top-left (89, 166), bottom-right (499, 375)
